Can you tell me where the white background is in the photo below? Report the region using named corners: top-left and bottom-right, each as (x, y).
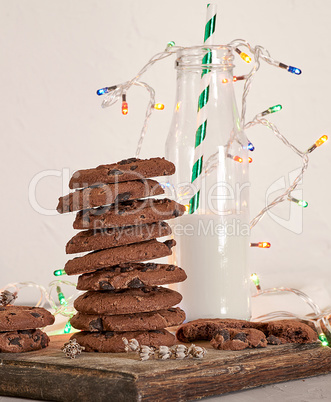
top-left (1, 0), bottom-right (330, 317)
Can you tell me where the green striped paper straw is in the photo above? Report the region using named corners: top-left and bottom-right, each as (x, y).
top-left (189, 3), bottom-right (217, 214)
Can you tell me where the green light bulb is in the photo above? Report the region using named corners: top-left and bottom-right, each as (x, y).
top-left (53, 269), bottom-right (66, 277)
top-left (167, 41), bottom-right (175, 48)
top-left (56, 286), bottom-right (67, 306)
top-left (250, 273), bottom-right (260, 286)
top-left (319, 333), bottom-right (329, 347)
top-left (64, 321), bottom-right (72, 334)
top-left (268, 104), bottom-right (282, 114)
top-left (297, 200), bottom-right (308, 208)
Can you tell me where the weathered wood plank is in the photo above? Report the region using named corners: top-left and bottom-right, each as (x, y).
top-left (0, 334), bottom-right (330, 401)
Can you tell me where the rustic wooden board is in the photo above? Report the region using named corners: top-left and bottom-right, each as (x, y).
top-left (0, 334), bottom-right (331, 401)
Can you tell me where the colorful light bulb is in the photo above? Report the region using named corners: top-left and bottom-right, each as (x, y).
top-left (279, 62), bottom-right (302, 75)
top-left (154, 103), bottom-right (165, 110)
top-left (122, 93), bottom-right (128, 115)
top-left (307, 135), bottom-right (328, 153)
top-left (222, 78), bottom-right (228, 84)
top-left (166, 41), bottom-right (175, 48)
top-left (185, 204), bottom-right (190, 213)
top-left (288, 66), bottom-right (302, 75)
top-left (250, 273), bottom-right (261, 291)
top-left (248, 157), bottom-right (252, 163)
top-left (247, 142), bottom-right (255, 151)
top-left (319, 333), bottom-right (329, 347)
top-left (233, 75), bottom-right (246, 82)
top-left (96, 85), bottom-right (117, 96)
top-left (96, 87), bottom-right (108, 96)
top-left (315, 135), bottom-right (328, 147)
top-left (56, 286), bottom-right (67, 306)
top-left (233, 155), bottom-right (243, 163)
top-left (250, 242), bottom-right (271, 248)
top-left (64, 320), bottom-right (72, 334)
top-left (53, 269), bottom-right (66, 277)
top-left (235, 48), bottom-right (251, 63)
top-left (288, 196), bottom-right (308, 208)
top-left (261, 104), bottom-right (282, 116)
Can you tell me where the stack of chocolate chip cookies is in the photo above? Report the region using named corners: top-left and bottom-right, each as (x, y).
top-left (0, 306), bottom-right (54, 353)
top-left (57, 157), bottom-right (187, 352)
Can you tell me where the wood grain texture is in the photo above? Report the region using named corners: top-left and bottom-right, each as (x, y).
top-left (0, 334), bottom-right (331, 401)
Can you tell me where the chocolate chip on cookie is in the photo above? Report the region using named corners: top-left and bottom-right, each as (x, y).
top-left (57, 179), bottom-right (164, 213)
top-left (69, 157), bottom-right (175, 189)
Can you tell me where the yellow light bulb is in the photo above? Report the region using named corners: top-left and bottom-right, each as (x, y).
top-left (240, 52), bottom-right (251, 63)
top-left (154, 103), bottom-right (165, 110)
top-left (315, 135), bottom-right (328, 147)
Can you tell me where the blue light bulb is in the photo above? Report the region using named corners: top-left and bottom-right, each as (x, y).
top-left (248, 142), bottom-right (255, 151)
top-left (288, 66), bottom-right (302, 75)
top-left (96, 87), bottom-right (108, 96)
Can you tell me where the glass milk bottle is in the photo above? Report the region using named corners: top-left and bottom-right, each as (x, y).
top-left (165, 45), bottom-right (251, 321)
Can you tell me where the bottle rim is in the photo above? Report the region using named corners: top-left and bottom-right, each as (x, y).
top-left (175, 45), bottom-right (234, 70)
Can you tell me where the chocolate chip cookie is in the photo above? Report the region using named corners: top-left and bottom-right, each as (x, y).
top-left (64, 239), bottom-right (176, 276)
top-left (210, 328), bottom-right (267, 351)
top-left (0, 306), bottom-right (55, 331)
top-left (66, 221), bottom-right (171, 254)
top-left (73, 198), bottom-right (185, 230)
top-left (71, 328), bottom-right (176, 352)
top-left (76, 262), bottom-right (186, 291)
top-left (0, 329), bottom-right (50, 353)
top-left (253, 320), bottom-right (318, 344)
top-left (57, 179), bottom-right (164, 214)
top-left (70, 307), bottom-right (185, 332)
top-left (74, 287), bottom-right (182, 315)
top-left (69, 157), bottom-right (175, 189)
top-left (176, 318), bottom-right (318, 344)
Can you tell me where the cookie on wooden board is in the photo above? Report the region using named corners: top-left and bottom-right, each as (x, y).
top-left (73, 198), bottom-right (185, 230)
top-left (64, 239), bottom-right (176, 276)
top-left (76, 262), bottom-right (187, 291)
top-left (210, 328), bottom-right (267, 351)
top-left (74, 287), bottom-right (182, 315)
top-left (70, 307), bottom-right (186, 332)
top-left (66, 221), bottom-right (172, 254)
top-left (0, 306), bottom-right (55, 332)
top-left (71, 329), bottom-right (176, 353)
top-left (0, 329), bottom-right (50, 353)
top-left (176, 319), bottom-right (252, 343)
top-left (253, 320), bottom-right (318, 344)
top-left (176, 318), bottom-right (318, 344)
top-left (57, 179), bottom-right (164, 214)
top-left (69, 157), bottom-right (175, 189)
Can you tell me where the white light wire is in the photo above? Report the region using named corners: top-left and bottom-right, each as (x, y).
top-left (0, 280), bottom-right (78, 318)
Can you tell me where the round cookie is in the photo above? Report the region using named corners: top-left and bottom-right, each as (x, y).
top-left (69, 157), bottom-right (175, 189)
top-left (71, 329), bottom-right (176, 353)
top-left (76, 262), bottom-right (187, 291)
top-left (57, 179), bottom-right (164, 214)
top-left (73, 198), bottom-right (185, 230)
top-left (176, 319), bottom-right (252, 343)
top-left (0, 329), bottom-right (50, 353)
top-left (70, 307), bottom-right (186, 332)
top-left (176, 318), bottom-right (318, 344)
top-left (66, 221), bottom-right (172, 254)
top-left (0, 306), bottom-right (55, 331)
top-left (64, 239), bottom-right (176, 276)
top-left (253, 320), bottom-right (318, 344)
top-left (210, 328), bottom-right (267, 351)
top-left (74, 287), bottom-right (182, 315)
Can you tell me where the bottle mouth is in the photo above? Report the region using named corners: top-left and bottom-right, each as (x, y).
top-left (175, 45), bottom-right (234, 70)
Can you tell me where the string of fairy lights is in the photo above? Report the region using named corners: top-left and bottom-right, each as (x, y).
top-left (2, 40), bottom-right (330, 344)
